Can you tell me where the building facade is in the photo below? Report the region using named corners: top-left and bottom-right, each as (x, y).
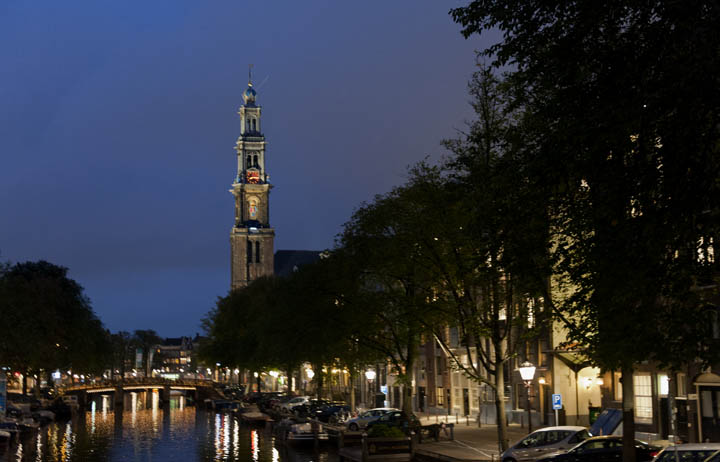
top-left (230, 80), bottom-right (275, 289)
top-left (155, 336), bottom-right (195, 378)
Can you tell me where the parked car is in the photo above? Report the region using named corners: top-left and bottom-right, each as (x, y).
top-left (293, 399), bottom-right (330, 418)
top-left (702, 448), bottom-right (720, 462)
top-left (537, 436), bottom-right (660, 462)
top-left (501, 426), bottom-right (590, 462)
top-left (364, 410), bottom-right (420, 435)
top-left (314, 402), bottom-right (351, 423)
top-left (281, 396), bottom-right (310, 412)
top-left (345, 408), bottom-right (400, 431)
top-left (652, 444), bottom-right (720, 462)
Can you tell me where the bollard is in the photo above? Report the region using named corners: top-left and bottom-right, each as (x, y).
top-left (466, 415), bottom-right (469, 426)
top-left (456, 414), bottom-right (459, 424)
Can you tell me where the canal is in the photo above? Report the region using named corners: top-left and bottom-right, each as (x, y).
top-left (0, 398), bottom-right (339, 462)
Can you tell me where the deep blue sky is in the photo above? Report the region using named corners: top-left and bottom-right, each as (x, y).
top-left (1, 1), bottom-right (492, 337)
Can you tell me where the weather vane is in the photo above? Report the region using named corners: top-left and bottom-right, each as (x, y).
top-left (248, 64), bottom-right (253, 86)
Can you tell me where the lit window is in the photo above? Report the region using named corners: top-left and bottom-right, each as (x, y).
top-left (698, 237), bottom-right (715, 263)
top-left (527, 300), bottom-right (535, 328)
top-left (677, 373), bottom-right (687, 397)
top-left (658, 374), bottom-right (669, 396)
top-left (436, 388), bottom-right (444, 405)
top-left (613, 372), bottom-right (622, 401)
top-left (634, 374), bottom-right (653, 423)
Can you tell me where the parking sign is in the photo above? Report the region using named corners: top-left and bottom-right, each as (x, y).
top-left (552, 393), bottom-right (562, 410)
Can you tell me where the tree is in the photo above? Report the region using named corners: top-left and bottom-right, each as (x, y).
top-left (0, 260), bottom-right (110, 392)
top-left (452, 1), bottom-right (720, 457)
top-left (110, 331), bottom-right (133, 381)
top-left (132, 330), bottom-right (162, 377)
top-left (421, 64), bottom-right (549, 448)
top-left (338, 182), bottom-right (449, 415)
top-left (200, 263), bottom-right (380, 400)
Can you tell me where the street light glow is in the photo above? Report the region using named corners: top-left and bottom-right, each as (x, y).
top-left (518, 361), bottom-right (536, 382)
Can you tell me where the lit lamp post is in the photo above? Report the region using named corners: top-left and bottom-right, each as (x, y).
top-left (365, 370), bottom-right (376, 408)
top-left (518, 361), bottom-right (536, 433)
top-left (305, 368), bottom-right (314, 394)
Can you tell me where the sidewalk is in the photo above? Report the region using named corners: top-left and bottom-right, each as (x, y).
top-left (415, 416), bottom-right (537, 462)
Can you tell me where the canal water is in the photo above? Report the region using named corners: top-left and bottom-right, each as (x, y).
top-left (0, 399), bottom-right (339, 462)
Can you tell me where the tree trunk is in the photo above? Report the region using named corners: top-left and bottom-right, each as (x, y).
top-left (667, 372), bottom-right (677, 443)
top-left (477, 393), bottom-right (483, 428)
top-left (120, 349), bottom-right (127, 382)
top-left (495, 363), bottom-right (509, 451)
top-left (621, 365), bottom-right (636, 462)
top-left (402, 379), bottom-right (413, 415)
top-left (349, 371), bottom-right (356, 411)
top-left (34, 373), bottom-right (40, 397)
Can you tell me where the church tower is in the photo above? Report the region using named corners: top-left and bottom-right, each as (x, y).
top-left (230, 77), bottom-right (275, 290)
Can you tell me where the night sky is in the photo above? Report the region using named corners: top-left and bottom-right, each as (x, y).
top-left (1, 1), bottom-right (492, 337)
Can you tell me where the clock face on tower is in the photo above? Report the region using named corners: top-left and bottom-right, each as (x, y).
top-left (246, 170), bottom-right (260, 184)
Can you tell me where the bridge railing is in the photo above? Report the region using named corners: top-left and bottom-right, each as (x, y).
top-left (60, 377), bottom-right (215, 392)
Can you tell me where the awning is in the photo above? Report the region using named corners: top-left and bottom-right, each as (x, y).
top-left (550, 347), bottom-right (592, 373)
top-left (694, 372), bottom-right (720, 386)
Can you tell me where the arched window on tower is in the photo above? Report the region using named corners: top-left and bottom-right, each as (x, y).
top-left (247, 240), bottom-right (252, 263)
top-left (246, 119), bottom-right (251, 133)
top-left (246, 156), bottom-right (251, 169)
top-left (255, 242), bottom-right (260, 263)
top-left (253, 155), bottom-right (258, 167)
top-left (251, 118), bottom-right (256, 132)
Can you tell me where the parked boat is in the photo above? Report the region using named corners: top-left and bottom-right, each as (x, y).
top-left (0, 422), bottom-right (20, 441)
top-left (275, 418), bottom-right (329, 444)
top-left (211, 400), bottom-right (243, 413)
top-left (238, 405), bottom-right (270, 425)
top-left (32, 410), bottom-right (55, 425)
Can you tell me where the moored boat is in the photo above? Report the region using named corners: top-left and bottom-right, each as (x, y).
top-left (275, 418), bottom-right (329, 444)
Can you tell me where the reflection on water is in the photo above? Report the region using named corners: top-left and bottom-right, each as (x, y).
top-left (0, 397), bottom-right (337, 462)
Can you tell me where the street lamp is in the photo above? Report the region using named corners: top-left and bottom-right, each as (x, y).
top-left (365, 370), bottom-right (376, 407)
top-left (518, 361), bottom-right (536, 433)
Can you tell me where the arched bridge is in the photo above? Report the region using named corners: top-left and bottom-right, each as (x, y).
top-left (61, 378), bottom-right (218, 410)
top-left (63, 378), bottom-right (214, 393)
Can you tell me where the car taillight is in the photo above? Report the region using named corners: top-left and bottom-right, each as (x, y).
top-left (649, 451), bottom-right (659, 458)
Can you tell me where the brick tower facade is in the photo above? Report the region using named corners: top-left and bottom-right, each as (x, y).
top-left (230, 79), bottom-right (275, 289)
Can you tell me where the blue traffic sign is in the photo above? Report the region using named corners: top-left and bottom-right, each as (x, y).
top-left (552, 393), bottom-right (562, 410)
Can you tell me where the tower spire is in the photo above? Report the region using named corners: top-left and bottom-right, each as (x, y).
top-left (230, 69), bottom-right (274, 289)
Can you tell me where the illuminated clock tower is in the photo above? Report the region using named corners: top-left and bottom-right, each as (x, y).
top-left (229, 78), bottom-right (275, 289)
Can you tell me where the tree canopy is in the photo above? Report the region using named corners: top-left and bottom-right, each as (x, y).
top-left (0, 260), bottom-right (111, 385)
top-left (452, 1), bottom-right (720, 457)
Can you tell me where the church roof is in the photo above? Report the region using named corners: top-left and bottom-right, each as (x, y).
top-left (274, 250), bottom-right (323, 277)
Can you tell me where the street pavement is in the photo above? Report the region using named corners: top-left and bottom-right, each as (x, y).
top-left (414, 416), bottom-right (672, 461)
top-left (416, 415), bottom-right (532, 461)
